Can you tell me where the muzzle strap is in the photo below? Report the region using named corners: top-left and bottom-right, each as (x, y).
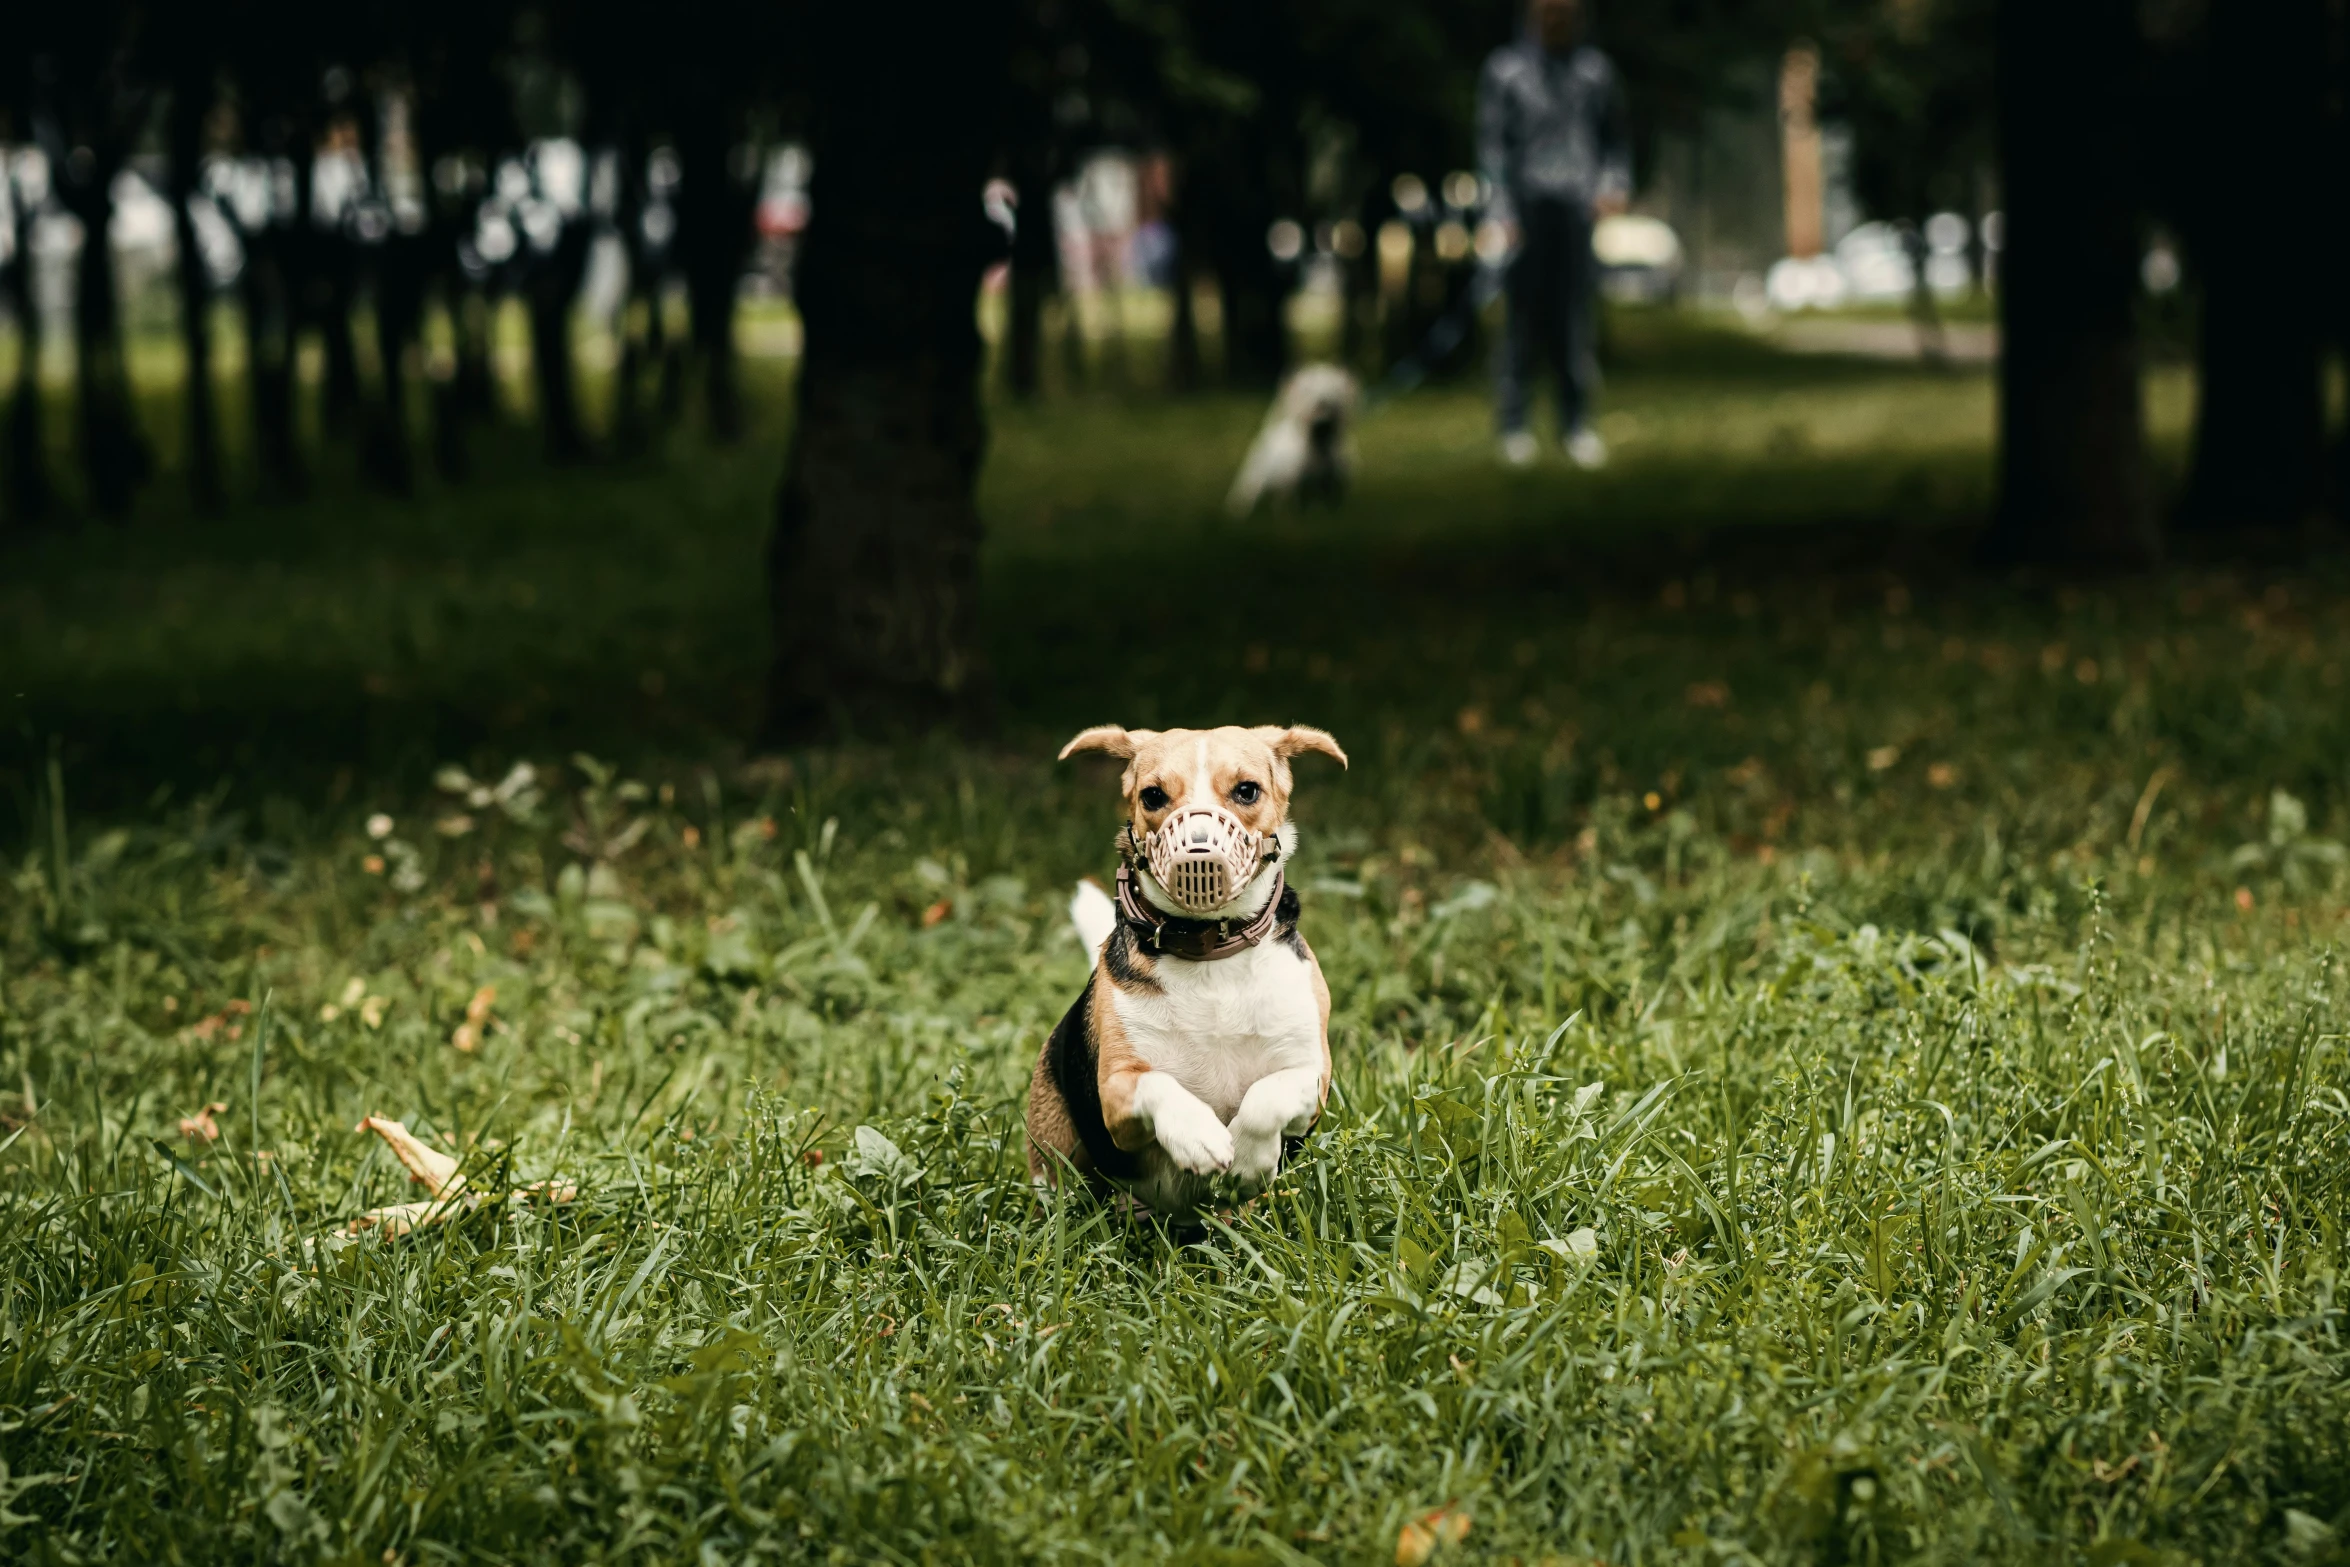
top-left (1114, 861), bottom-right (1289, 962)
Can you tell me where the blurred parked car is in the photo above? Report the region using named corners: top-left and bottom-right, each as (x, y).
top-left (1593, 213), bottom-right (1682, 303)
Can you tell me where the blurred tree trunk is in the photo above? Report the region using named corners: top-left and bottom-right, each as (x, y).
top-left (369, 231), bottom-right (426, 494)
top-left (677, 106), bottom-right (754, 443)
top-left (765, 5), bottom-right (1008, 742)
top-left (166, 84), bottom-right (224, 513)
top-left (1167, 259), bottom-right (1200, 392)
top-left (526, 222), bottom-right (592, 463)
top-left (317, 240), bottom-right (363, 438)
top-left (241, 233), bottom-right (302, 496)
top-left (2336, 7), bottom-right (2350, 511)
top-left (5, 223), bottom-right (55, 529)
top-left (1340, 242), bottom-right (1375, 373)
top-left (60, 144), bottom-right (149, 518)
top-left (245, 120), bottom-right (310, 497)
top-left (1005, 157), bottom-right (1053, 398)
top-left (612, 130), bottom-right (658, 451)
top-left (357, 107), bottom-right (419, 496)
top-left (1194, 117), bottom-right (1295, 389)
top-left (453, 285), bottom-right (496, 414)
top-left (429, 281), bottom-right (474, 479)
top-left (2180, 0), bottom-right (2326, 533)
top-left (1980, 0), bottom-right (2155, 566)
top-left (1214, 246), bottom-right (1287, 388)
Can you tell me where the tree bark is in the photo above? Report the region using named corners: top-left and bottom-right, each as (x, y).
top-left (2180, 0), bottom-right (2326, 532)
top-left (1213, 245), bottom-right (1288, 388)
top-left (4, 216), bottom-right (55, 529)
top-left (1980, 0), bottom-right (2156, 566)
top-left (1005, 158), bottom-right (1053, 399)
top-left (316, 235), bottom-right (363, 437)
top-left (61, 147), bottom-right (149, 518)
top-left (765, 6), bottom-right (1008, 743)
top-left (241, 119), bottom-right (308, 498)
top-left (525, 220), bottom-right (592, 463)
top-left (1168, 265), bottom-right (1202, 391)
top-left (242, 226), bottom-right (303, 496)
top-left (613, 133), bottom-right (657, 451)
top-left (1190, 119), bottom-right (1294, 389)
top-left (368, 230), bottom-right (426, 494)
top-left (677, 107), bottom-right (754, 443)
top-left (166, 87), bottom-right (224, 514)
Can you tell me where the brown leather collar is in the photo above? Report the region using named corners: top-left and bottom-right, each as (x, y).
top-left (1115, 860), bottom-right (1288, 962)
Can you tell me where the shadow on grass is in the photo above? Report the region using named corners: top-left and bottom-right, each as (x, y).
top-left (0, 313), bottom-right (2240, 829)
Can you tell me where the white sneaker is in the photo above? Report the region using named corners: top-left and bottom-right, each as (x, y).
top-left (1565, 427), bottom-right (1609, 470)
top-left (1500, 431), bottom-right (1539, 467)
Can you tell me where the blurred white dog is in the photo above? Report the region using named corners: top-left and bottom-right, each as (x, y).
top-left (1225, 364), bottom-right (1360, 516)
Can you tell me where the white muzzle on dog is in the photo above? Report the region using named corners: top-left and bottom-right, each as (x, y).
top-left (1143, 805), bottom-right (1267, 914)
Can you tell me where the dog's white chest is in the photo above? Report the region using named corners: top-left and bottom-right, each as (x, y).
top-left (1109, 942), bottom-right (1322, 1121)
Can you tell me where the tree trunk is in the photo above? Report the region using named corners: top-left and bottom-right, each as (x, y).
top-left (454, 284), bottom-right (495, 414)
top-left (765, 6), bottom-right (1008, 742)
top-left (63, 151), bottom-right (148, 518)
top-left (368, 233), bottom-right (425, 495)
top-left (4, 226), bottom-right (55, 529)
top-left (613, 135), bottom-right (655, 451)
top-left (678, 109), bottom-right (753, 443)
top-left (1195, 133), bottom-right (1292, 388)
top-left (430, 285), bottom-right (473, 480)
top-left (167, 90), bottom-right (224, 514)
top-left (1215, 248), bottom-right (1287, 388)
top-left (1340, 243), bottom-right (1375, 373)
top-left (242, 233), bottom-right (303, 496)
top-left (1005, 159), bottom-right (1053, 398)
top-left (2180, 0), bottom-right (2326, 532)
top-left (318, 237), bottom-right (363, 437)
top-left (526, 222), bottom-right (591, 463)
top-left (1902, 222), bottom-right (1947, 365)
top-left (1168, 259), bottom-right (1201, 392)
top-left (354, 103), bottom-right (417, 496)
top-left (1980, 0), bottom-right (2156, 566)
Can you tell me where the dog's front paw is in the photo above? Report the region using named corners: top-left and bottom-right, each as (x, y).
top-left (1226, 1125), bottom-right (1284, 1192)
top-left (1154, 1103), bottom-right (1235, 1176)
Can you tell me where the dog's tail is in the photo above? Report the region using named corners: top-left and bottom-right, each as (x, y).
top-left (1069, 877), bottom-right (1118, 959)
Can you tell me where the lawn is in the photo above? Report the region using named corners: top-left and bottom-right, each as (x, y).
top-left (2, 316), bottom-right (2346, 1565)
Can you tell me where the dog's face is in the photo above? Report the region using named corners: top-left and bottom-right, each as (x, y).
top-left (1058, 724), bottom-right (1348, 848)
top-left (1283, 366), bottom-right (1359, 426)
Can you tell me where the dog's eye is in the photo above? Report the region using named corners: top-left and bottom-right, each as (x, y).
top-left (1230, 781), bottom-right (1261, 805)
top-left (1139, 786), bottom-right (1169, 811)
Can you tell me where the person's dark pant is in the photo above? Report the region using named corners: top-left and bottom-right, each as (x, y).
top-left (1497, 199), bottom-right (1597, 438)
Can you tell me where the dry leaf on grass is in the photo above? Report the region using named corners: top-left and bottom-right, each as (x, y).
top-left (1395, 1507), bottom-right (1471, 1566)
top-left (342, 1115), bottom-right (575, 1237)
top-left (356, 1115), bottom-right (464, 1195)
top-left (450, 985), bottom-right (496, 1052)
top-left (178, 1102), bottom-right (229, 1143)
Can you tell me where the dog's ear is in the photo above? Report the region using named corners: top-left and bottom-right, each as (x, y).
top-left (1259, 726), bottom-right (1348, 769)
top-left (1059, 725), bottom-right (1140, 762)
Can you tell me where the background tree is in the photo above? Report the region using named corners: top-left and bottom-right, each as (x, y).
top-left (2176, 0), bottom-right (2330, 535)
top-left (764, 3), bottom-right (1011, 741)
top-left (1979, 0), bottom-right (2157, 566)
top-left (1817, 0), bottom-right (1996, 353)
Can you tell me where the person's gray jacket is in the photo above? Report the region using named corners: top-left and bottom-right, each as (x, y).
top-left (1476, 36), bottom-right (1631, 226)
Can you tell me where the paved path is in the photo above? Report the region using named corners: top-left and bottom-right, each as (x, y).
top-left (1765, 317), bottom-right (1999, 364)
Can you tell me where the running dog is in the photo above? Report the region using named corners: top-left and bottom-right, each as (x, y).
top-left (1225, 365), bottom-right (1360, 515)
top-left (1028, 724), bottom-right (1347, 1220)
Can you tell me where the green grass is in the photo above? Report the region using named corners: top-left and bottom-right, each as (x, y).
top-left (3, 316), bottom-right (2347, 1565)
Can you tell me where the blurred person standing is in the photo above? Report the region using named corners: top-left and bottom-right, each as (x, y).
top-left (1478, 0), bottom-right (1631, 468)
